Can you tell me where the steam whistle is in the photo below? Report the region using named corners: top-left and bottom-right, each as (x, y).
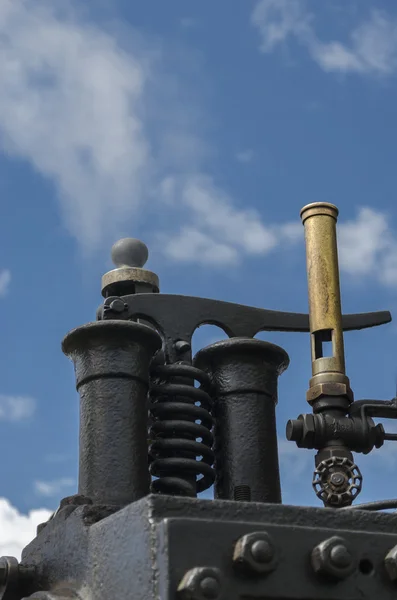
top-left (287, 203), bottom-right (397, 507)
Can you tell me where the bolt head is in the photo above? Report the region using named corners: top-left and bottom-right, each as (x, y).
top-left (312, 536), bottom-right (355, 580)
top-left (250, 540), bottom-right (273, 564)
top-left (199, 577), bottom-right (220, 600)
top-left (233, 532), bottom-right (277, 575)
top-left (330, 544), bottom-right (352, 568)
top-left (330, 473), bottom-right (345, 487)
top-left (175, 340), bottom-right (191, 354)
top-left (177, 567), bottom-right (222, 600)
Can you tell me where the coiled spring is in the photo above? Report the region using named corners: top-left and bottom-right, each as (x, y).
top-left (149, 362), bottom-right (215, 497)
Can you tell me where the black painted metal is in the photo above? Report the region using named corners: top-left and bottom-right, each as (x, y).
top-left (194, 338), bottom-right (289, 503)
top-left (62, 320), bottom-right (161, 506)
top-left (149, 363), bottom-right (215, 497)
top-left (99, 293), bottom-right (392, 338)
top-left (287, 412), bottom-right (385, 453)
top-left (98, 292), bottom-right (394, 505)
top-left (2, 246), bottom-right (397, 599)
top-left (96, 285), bottom-right (396, 502)
top-left (287, 396), bottom-right (397, 507)
top-left (17, 494), bottom-right (397, 600)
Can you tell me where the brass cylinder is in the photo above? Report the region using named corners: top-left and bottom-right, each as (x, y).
top-left (300, 203), bottom-right (352, 403)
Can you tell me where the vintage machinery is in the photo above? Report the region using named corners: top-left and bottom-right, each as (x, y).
top-left (2, 202), bottom-right (397, 600)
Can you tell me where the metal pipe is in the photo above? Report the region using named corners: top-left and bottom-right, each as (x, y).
top-left (62, 320), bottom-right (162, 506)
top-left (300, 202), bottom-right (352, 404)
top-left (194, 338), bottom-right (289, 503)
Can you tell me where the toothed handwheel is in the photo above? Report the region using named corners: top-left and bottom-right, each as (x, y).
top-left (312, 456), bottom-right (363, 507)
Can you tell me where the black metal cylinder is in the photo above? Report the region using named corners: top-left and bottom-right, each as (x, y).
top-left (62, 320), bottom-right (162, 506)
top-left (194, 338), bottom-right (289, 503)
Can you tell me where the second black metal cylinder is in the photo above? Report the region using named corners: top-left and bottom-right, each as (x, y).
top-left (194, 338), bottom-right (289, 503)
top-left (62, 320), bottom-right (162, 506)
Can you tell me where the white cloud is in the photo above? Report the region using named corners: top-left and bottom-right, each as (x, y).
top-left (160, 175), bottom-right (301, 265)
top-left (251, 0), bottom-right (312, 53)
top-left (273, 206), bottom-right (397, 288)
top-left (0, 0), bottom-right (150, 253)
top-left (311, 11), bottom-right (397, 75)
top-left (2, 0), bottom-right (394, 274)
top-left (34, 477), bottom-right (75, 497)
top-left (337, 207), bottom-right (397, 287)
top-left (173, 199), bottom-right (397, 284)
top-left (0, 270), bottom-right (11, 297)
top-left (0, 395), bottom-right (35, 421)
top-left (311, 41), bottom-right (365, 73)
top-left (0, 0), bottom-right (316, 268)
top-left (278, 221), bottom-right (302, 243)
top-left (252, 1), bottom-right (397, 76)
top-left (0, 0), bottom-right (283, 265)
top-left (182, 176), bottom-right (279, 255)
top-left (337, 208), bottom-right (390, 276)
top-left (0, 0), bottom-right (327, 269)
top-left (0, 498), bottom-right (52, 559)
top-left (163, 227), bottom-right (239, 266)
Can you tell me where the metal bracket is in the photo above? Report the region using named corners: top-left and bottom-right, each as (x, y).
top-left (99, 293), bottom-right (391, 360)
top-left (162, 516), bottom-right (397, 600)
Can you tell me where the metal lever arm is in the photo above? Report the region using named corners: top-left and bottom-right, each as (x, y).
top-left (100, 293), bottom-right (391, 339)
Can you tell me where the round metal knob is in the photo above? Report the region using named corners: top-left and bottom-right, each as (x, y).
top-left (111, 238), bottom-right (149, 269)
top-left (101, 237), bottom-right (159, 297)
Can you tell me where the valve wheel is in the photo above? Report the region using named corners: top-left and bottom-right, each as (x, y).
top-left (312, 456), bottom-right (363, 507)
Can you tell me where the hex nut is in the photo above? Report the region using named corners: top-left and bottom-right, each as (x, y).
top-left (311, 536), bottom-right (356, 580)
top-left (177, 567), bottom-right (222, 600)
top-left (315, 447), bottom-right (354, 464)
top-left (233, 532), bottom-right (277, 575)
top-left (297, 414), bottom-right (316, 448)
top-left (385, 545), bottom-right (397, 582)
top-left (307, 382), bottom-right (353, 404)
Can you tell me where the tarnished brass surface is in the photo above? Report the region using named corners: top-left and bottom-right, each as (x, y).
top-left (306, 382), bottom-right (353, 404)
top-left (300, 202), bottom-right (352, 403)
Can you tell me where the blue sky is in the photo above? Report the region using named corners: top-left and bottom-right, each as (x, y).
top-left (1, 0), bottom-right (397, 557)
